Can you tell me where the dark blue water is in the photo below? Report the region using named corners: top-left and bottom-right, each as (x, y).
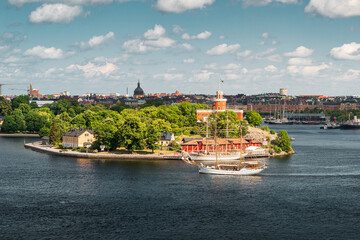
top-left (1, 126), bottom-right (360, 239)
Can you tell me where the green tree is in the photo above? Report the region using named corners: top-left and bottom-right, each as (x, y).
top-left (93, 117), bottom-right (122, 151)
top-left (145, 125), bottom-right (160, 153)
top-left (18, 103), bottom-right (31, 115)
top-left (25, 110), bottom-right (52, 132)
top-left (49, 119), bottom-right (61, 144)
top-left (11, 95), bottom-right (30, 109)
top-left (276, 130), bottom-right (292, 153)
top-left (39, 127), bottom-right (50, 137)
top-left (246, 110), bottom-right (263, 127)
top-left (0, 97), bottom-right (12, 116)
top-left (119, 114), bottom-right (146, 152)
top-left (1, 109), bottom-right (26, 132)
top-left (71, 114), bottom-right (87, 128)
top-left (30, 101), bottom-right (38, 109)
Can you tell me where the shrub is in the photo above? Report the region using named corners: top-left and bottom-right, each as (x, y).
top-left (274, 145), bottom-right (282, 153)
top-left (270, 129), bottom-right (276, 135)
top-left (276, 130), bottom-right (292, 153)
top-left (261, 125), bottom-right (270, 132)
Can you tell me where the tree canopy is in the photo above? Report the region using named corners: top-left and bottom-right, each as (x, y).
top-left (246, 110), bottom-right (263, 127)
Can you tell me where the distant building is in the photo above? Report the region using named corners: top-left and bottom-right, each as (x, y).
top-left (30, 100), bottom-right (54, 107)
top-left (181, 138), bottom-right (261, 153)
top-left (28, 83), bottom-right (43, 99)
top-left (62, 127), bottom-right (95, 148)
top-left (158, 132), bottom-right (175, 146)
top-left (280, 88), bottom-right (288, 96)
top-left (196, 90), bottom-right (243, 121)
top-left (124, 98), bottom-right (146, 106)
top-left (133, 81), bottom-right (145, 99)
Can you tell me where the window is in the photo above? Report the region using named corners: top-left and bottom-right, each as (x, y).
top-left (218, 107), bottom-right (220, 110)
top-left (85, 133), bottom-right (89, 136)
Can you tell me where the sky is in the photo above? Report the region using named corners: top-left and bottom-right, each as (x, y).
top-left (1, 0), bottom-right (360, 96)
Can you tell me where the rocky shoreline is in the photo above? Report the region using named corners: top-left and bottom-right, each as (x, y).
top-left (24, 141), bottom-right (182, 160)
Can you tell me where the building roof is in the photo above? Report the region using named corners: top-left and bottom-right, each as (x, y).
top-left (181, 138), bottom-right (249, 146)
top-left (134, 81), bottom-right (145, 96)
top-left (63, 127), bottom-right (94, 137)
top-left (160, 132), bottom-right (174, 141)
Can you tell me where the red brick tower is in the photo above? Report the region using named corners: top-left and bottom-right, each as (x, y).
top-left (212, 90), bottom-right (227, 111)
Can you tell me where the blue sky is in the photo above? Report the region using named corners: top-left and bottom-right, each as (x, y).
top-left (1, 0), bottom-right (360, 96)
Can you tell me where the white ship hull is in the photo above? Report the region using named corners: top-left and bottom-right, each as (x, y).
top-left (198, 165), bottom-right (265, 175)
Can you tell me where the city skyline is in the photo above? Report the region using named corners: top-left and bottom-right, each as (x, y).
top-left (1, 1), bottom-right (360, 96)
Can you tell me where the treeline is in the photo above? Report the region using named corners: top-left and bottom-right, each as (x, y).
top-left (0, 95), bottom-right (212, 151)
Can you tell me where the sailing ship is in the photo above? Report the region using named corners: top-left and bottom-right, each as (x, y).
top-left (197, 119), bottom-right (267, 175)
top-left (188, 112), bottom-right (247, 161)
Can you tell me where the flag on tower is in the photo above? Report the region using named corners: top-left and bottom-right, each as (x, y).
top-left (220, 80), bottom-right (224, 83)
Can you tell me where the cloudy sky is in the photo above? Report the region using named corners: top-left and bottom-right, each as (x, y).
top-left (1, 0), bottom-right (360, 96)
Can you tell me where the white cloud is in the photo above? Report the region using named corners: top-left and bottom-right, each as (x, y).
top-left (224, 73), bottom-right (241, 80)
top-left (330, 42), bottom-right (360, 60)
top-left (284, 46), bottom-right (314, 57)
top-left (9, 0), bottom-right (114, 7)
top-left (144, 37), bottom-right (176, 48)
top-left (288, 58), bottom-right (312, 65)
top-left (67, 62), bottom-right (117, 77)
top-left (181, 30), bottom-right (212, 40)
top-left (287, 63), bottom-right (328, 76)
top-left (222, 63), bottom-right (242, 70)
top-left (122, 39), bottom-right (152, 53)
top-left (144, 24), bottom-right (166, 39)
top-left (155, 0), bottom-right (215, 13)
top-left (338, 69), bottom-right (360, 81)
top-left (24, 45), bottom-right (74, 59)
top-left (242, 0), bottom-right (298, 7)
top-left (261, 32), bottom-right (269, 39)
top-left (206, 43), bottom-right (240, 55)
top-left (77, 32), bottom-right (114, 49)
top-left (219, 35), bottom-right (226, 40)
top-left (204, 63), bottom-right (217, 69)
top-left (122, 25), bottom-right (176, 53)
top-left (183, 58), bottom-right (195, 63)
top-left (305, 0), bottom-right (360, 18)
top-left (237, 50), bottom-right (252, 57)
top-left (180, 43), bottom-right (194, 51)
top-left (172, 25), bottom-right (184, 34)
top-left (265, 65), bottom-right (277, 72)
top-left (29, 4), bottom-right (83, 24)
top-left (190, 70), bottom-right (214, 82)
top-left (255, 48), bottom-right (282, 62)
top-left (153, 73), bottom-right (184, 81)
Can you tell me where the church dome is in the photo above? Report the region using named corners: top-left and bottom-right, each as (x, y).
top-left (134, 81), bottom-right (144, 96)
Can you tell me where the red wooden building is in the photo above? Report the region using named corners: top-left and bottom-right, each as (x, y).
top-left (181, 138), bottom-right (261, 153)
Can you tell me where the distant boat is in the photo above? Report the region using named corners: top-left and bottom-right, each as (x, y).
top-left (320, 122), bottom-right (340, 129)
top-left (268, 119), bottom-right (294, 125)
top-left (340, 116), bottom-right (360, 129)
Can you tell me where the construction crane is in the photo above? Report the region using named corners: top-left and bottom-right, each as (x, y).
top-left (0, 83), bottom-right (27, 96)
top-left (9, 88), bottom-right (27, 91)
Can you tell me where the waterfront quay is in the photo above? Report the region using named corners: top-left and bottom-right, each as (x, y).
top-left (24, 141), bottom-right (182, 160)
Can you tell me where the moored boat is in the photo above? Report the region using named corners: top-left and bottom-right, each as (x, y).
top-left (189, 152), bottom-right (247, 161)
top-left (198, 162), bottom-right (267, 175)
top-left (340, 116), bottom-right (360, 129)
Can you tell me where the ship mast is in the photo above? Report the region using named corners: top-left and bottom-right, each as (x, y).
top-left (215, 116), bottom-right (219, 168)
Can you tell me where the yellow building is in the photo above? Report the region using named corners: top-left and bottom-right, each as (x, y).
top-left (62, 128), bottom-right (95, 148)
